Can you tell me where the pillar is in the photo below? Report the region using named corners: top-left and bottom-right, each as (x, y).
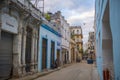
top-left (21, 27), bottom-right (27, 75)
top-left (12, 27), bottom-right (22, 77)
top-left (61, 48), bottom-right (64, 66)
top-left (65, 50), bottom-right (67, 64)
top-left (31, 29), bottom-right (35, 72)
top-left (34, 32), bottom-right (38, 72)
top-left (59, 48), bottom-right (62, 67)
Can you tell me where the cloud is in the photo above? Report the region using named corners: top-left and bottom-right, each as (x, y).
top-left (67, 10), bottom-right (94, 25)
top-left (38, 0), bottom-right (95, 45)
top-left (44, 0), bottom-right (95, 14)
top-left (44, 0), bottom-right (74, 12)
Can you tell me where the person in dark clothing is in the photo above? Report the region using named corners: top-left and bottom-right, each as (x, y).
top-left (54, 59), bottom-right (58, 68)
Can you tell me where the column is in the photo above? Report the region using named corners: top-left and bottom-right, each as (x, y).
top-left (22, 27), bottom-right (27, 75)
top-left (34, 32), bottom-right (38, 72)
top-left (59, 48), bottom-right (62, 67)
top-left (65, 50), bottom-right (67, 64)
top-left (75, 47), bottom-right (77, 62)
top-left (12, 27), bottom-right (22, 77)
top-left (61, 49), bottom-right (64, 66)
top-left (31, 29), bottom-right (35, 72)
top-left (71, 47), bottom-right (72, 62)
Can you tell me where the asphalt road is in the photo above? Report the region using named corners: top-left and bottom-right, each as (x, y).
top-left (35, 61), bottom-right (99, 80)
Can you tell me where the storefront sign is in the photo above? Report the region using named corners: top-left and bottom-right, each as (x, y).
top-left (1, 13), bottom-right (18, 34)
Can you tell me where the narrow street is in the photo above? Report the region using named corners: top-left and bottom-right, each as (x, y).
top-left (1, 0), bottom-right (120, 80)
top-left (35, 61), bottom-right (99, 80)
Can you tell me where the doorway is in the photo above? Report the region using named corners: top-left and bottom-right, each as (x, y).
top-left (51, 41), bottom-right (55, 68)
top-left (42, 38), bottom-right (47, 70)
top-left (57, 49), bottom-right (60, 67)
top-left (25, 27), bottom-right (32, 72)
top-left (0, 31), bottom-right (13, 79)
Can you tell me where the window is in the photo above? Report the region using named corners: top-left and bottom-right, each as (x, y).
top-left (77, 30), bottom-right (79, 34)
top-left (73, 30), bottom-right (75, 34)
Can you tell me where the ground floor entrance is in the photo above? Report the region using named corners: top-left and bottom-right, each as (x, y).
top-left (51, 41), bottom-right (55, 68)
top-left (71, 48), bottom-right (75, 63)
top-left (25, 27), bottom-right (32, 72)
top-left (65, 51), bottom-right (69, 64)
top-left (42, 38), bottom-right (47, 70)
top-left (0, 31), bottom-right (13, 79)
top-left (57, 49), bottom-right (60, 67)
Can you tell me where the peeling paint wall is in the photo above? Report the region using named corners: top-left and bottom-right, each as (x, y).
top-left (95, 0), bottom-right (120, 80)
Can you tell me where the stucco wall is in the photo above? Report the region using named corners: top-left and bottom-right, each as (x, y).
top-left (109, 0), bottom-right (120, 79)
top-left (38, 24), bottom-right (61, 71)
top-left (95, 0), bottom-right (120, 80)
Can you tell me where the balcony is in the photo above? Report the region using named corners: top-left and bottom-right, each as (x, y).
top-left (75, 39), bottom-right (83, 43)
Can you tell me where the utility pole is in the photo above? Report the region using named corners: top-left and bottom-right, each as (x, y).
top-left (30, 0), bottom-right (44, 15)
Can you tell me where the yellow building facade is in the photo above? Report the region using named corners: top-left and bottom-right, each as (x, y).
top-left (70, 26), bottom-right (83, 62)
top-left (70, 39), bottom-right (76, 63)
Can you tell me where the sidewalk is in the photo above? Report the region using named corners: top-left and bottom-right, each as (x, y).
top-left (10, 62), bottom-right (100, 80)
top-left (82, 60), bottom-right (100, 80)
top-left (10, 69), bottom-right (59, 80)
top-left (34, 61), bottom-right (100, 80)
top-left (10, 63), bottom-right (73, 80)
top-left (92, 63), bottom-right (100, 80)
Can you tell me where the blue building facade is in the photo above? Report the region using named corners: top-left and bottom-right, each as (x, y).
top-left (95, 0), bottom-right (120, 80)
top-left (38, 21), bottom-right (61, 71)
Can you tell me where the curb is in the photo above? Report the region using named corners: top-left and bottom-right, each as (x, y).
top-left (10, 63), bottom-right (73, 80)
top-left (10, 69), bottom-right (60, 80)
top-left (9, 63), bottom-right (74, 80)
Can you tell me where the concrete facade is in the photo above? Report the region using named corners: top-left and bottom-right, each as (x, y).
top-left (47, 11), bottom-right (71, 65)
top-left (87, 32), bottom-right (95, 60)
top-left (60, 17), bottom-right (70, 64)
top-left (70, 26), bottom-right (83, 62)
top-left (70, 39), bottom-right (77, 63)
top-left (95, 0), bottom-right (120, 80)
top-left (0, 0), bottom-right (41, 79)
top-left (38, 20), bottom-right (61, 71)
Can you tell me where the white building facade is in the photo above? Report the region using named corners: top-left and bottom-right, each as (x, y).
top-left (48, 11), bottom-right (71, 65)
top-left (60, 17), bottom-right (71, 64)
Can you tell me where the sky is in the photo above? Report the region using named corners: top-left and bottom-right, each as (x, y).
top-left (34, 0), bottom-right (95, 45)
